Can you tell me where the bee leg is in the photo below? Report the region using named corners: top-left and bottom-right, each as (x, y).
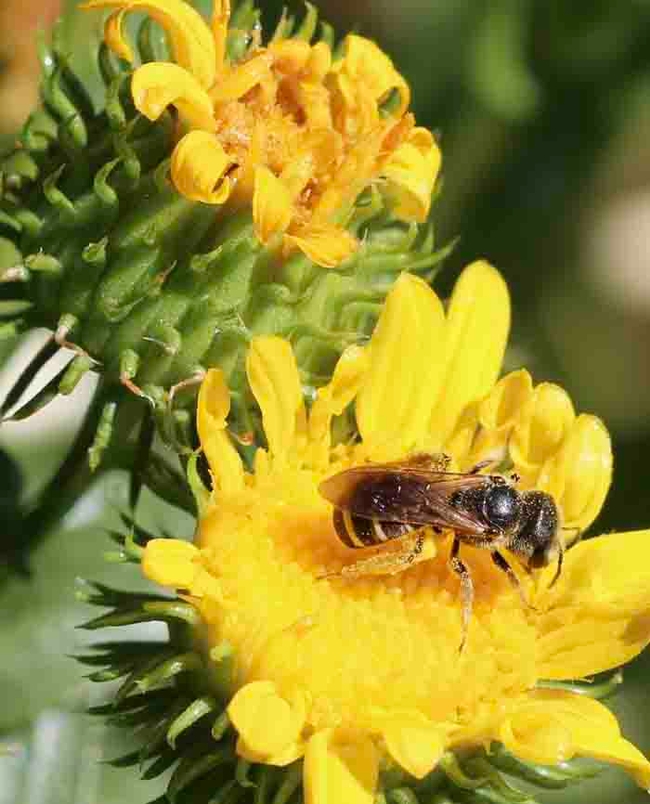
top-left (491, 551), bottom-right (537, 611)
top-left (324, 530), bottom-right (436, 579)
top-left (467, 459), bottom-right (494, 475)
top-left (449, 537), bottom-right (474, 653)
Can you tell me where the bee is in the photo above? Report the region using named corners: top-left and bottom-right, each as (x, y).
top-left (318, 453), bottom-right (563, 651)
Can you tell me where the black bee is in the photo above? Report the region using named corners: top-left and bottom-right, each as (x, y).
top-left (318, 453), bottom-right (562, 650)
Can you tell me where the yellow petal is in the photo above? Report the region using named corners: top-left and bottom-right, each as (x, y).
top-left (296, 81), bottom-right (335, 130)
top-left (284, 225), bottom-right (358, 268)
top-left (197, 368), bottom-right (244, 493)
top-left (142, 538), bottom-right (198, 588)
top-left (462, 369), bottom-right (534, 468)
top-left (268, 39), bottom-right (312, 74)
top-left (379, 710), bottom-right (446, 779)
top-left (309, 345), bottom-right (370, 459)
top-left (479, 369), bottom-right (533, 432)
top-left (211, 0), bottom-right (231, 73)
top-left (356, 273), bottom-right (446, 459)
top-left (501, 690), bottom-right (650, 788)
top-left (304, 729), bottom-right (379, 804)
top-left (104, 10), bottom-right (133, 62)
top-left (306, 41), bottom-right (332, 83)
top-left (246, 336), bottom-right (306, 463)
top-left (279, 130), bottom-right (342, 199)
top-left (253, 166), bottom-right (293, 244)
top-left (535, 608), bottom-right (650, 680)
top-left (335, 34), bottom-right (411, 116)
top-left (536, 413), bottom-right (612, 532)
top-left (310, 123), bottom-right (387, 222)
top-left (428, 261), bottom-right (510, 447)
top-left (510, 382), bottom-right (575, 479)
top-left (171, 131), bottom-right (234, 205)
top-left (536, 529), bottom-right (650, 678)
top-left (132, 62), bottom-right (216, 130)
top-left (443, 401), bottom-right (480, 467)
top-left (548, 529), bottom-right (650, 610)
top-left (209, 52), bottom-right (274, 104)
top-left (228, 681), bottom-right (307, 766)
top-left (328, 72), bottom-right (380, 139)
top-left (81, 0), bottom-right (216, 89)
top-left (381, 131), bottom-right (441, 223)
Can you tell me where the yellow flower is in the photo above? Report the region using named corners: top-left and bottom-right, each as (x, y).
top-left (82, 0), bottom-right (439, 267)
top-left (143, 262), bottom-right (650, 802)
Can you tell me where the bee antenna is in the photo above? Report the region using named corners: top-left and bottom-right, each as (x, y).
top-left (510, 472), bottom-right (521, 484)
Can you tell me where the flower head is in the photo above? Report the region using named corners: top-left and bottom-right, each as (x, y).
top-left (143, 261), bottom-right (650, 802)
top-left (82, 0), bottom-right (440, 267)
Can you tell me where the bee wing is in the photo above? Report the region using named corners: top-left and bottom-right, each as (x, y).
top-left (319, 466), bottom-right (491, 535)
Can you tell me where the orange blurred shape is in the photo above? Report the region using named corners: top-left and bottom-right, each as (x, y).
top-left (0, 0), bottom-right (62, 133)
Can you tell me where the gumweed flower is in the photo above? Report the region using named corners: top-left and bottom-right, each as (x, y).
top-left (81, 0), bottom-right (440, 268)
top-left (129, 262), bottom-right (650, 803)
top-left (0, 0), bottom-right (444, 512)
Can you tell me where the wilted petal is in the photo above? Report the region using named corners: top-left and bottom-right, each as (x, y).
top-left (253, 166), bottom-right (293, 244)
top-left (81, 0), bottom-right (216, 88)
top-left (335, 35), bottom-right (410, 116)
top-left (306, 41), bottom-right (332, 82)
top-left (104, 10), bottom-right (134, 62)
top-left (210, 52), bottom-right (274, 103)
top-left (304, 729), bottom-right (379, 804)
top-left (211, 0), bottom-right (231, 73)
top-left (284, 224), bottom-right (358, 268)
top-left (381, 128), bottom-right (441, 223)
top-left (269, 39), bottom-right (312, 73)
top-left (132, 62), bottom-right (216, 130)
top-left (171, 131), bottom-right (234, 205)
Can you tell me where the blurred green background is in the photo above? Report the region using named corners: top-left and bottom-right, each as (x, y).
top-left (1, 0), bottom-right (650, 802)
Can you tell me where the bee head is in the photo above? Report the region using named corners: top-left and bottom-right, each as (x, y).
top-left (507, 490), bottom-right (560, 569)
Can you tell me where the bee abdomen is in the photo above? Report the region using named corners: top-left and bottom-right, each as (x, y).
top-left (333, 510), bottom-right (412, 548)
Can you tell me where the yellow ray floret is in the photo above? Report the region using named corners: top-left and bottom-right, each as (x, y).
top-left (132, 63), bottom-right (216, 131)
top-left (171, 131), bottom-right (234, 204)
top-left (142, 262), bottom-right (650, 802)
top-left (81, 0), bottom-right (217, 88)
top-left (85, 0), bottom-right (440, 266)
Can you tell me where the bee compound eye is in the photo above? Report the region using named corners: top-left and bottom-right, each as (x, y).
top-left (484, 484), bottom-right (522, 531)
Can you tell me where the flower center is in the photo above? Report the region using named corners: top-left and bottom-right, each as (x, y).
top-left (195, 461), bottom-right (539, 736)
